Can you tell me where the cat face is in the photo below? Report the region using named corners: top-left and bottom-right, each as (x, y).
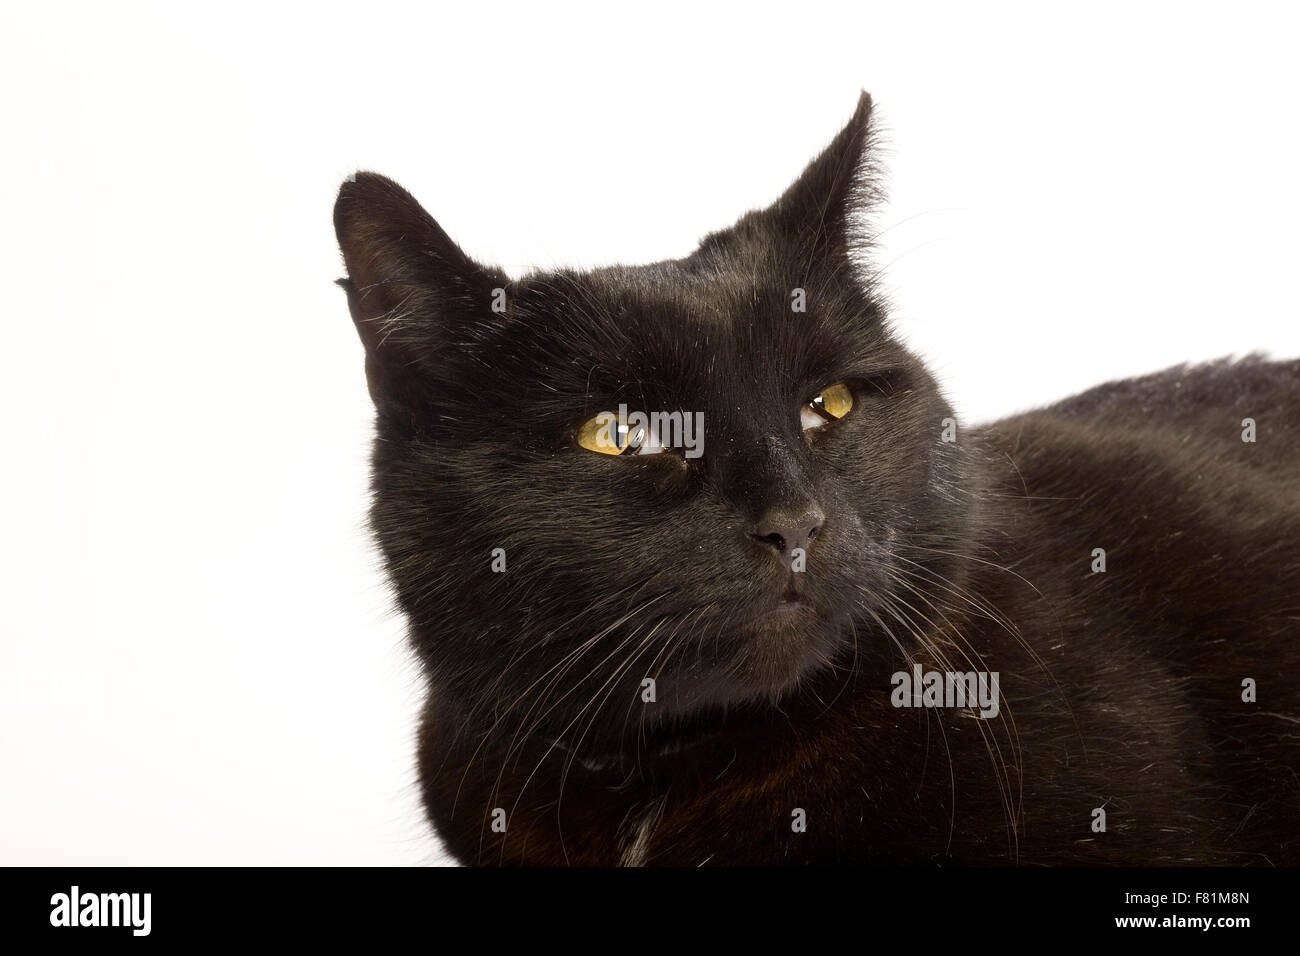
top-left (335, 93), bottom-right (960, 749)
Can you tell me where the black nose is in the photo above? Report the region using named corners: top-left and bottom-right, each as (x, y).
top-left (750, 504), bottom-right (826, 556)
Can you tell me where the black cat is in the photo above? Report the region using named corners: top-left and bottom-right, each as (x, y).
top-left (334, 92), bottom-right (1300, 865)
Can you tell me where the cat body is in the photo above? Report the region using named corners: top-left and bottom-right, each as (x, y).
top-left (334, 93), bottom-right (1300, 865)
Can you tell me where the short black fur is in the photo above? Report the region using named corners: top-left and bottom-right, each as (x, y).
top-left (334, 93), bottom-right (1300, 865)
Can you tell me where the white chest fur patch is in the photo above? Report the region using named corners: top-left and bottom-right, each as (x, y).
top-left (619, 796), bottom-right (668, 867)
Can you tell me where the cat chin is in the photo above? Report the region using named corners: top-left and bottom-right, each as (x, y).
top-left (660, 605), bottom-right (849, 712)
top-left (737, 608), bottom-right (846, 693)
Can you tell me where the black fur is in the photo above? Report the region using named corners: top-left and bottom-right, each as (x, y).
top-left (333, 92), bottom-right (1300, 865)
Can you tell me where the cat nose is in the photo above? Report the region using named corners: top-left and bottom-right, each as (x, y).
top-left (750, 504), bottom-right (825, 556)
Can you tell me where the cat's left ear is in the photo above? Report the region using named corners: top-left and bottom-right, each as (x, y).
top-left (333, 172), bottom-right (507, 422)
top-left (764, 91), bottom-right (878, 267)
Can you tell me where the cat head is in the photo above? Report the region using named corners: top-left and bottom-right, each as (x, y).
top-left (334, 93), bottom-right (965, 752)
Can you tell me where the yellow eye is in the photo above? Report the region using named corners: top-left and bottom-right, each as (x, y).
top-left (802, 383), bottom-right (853, 430)
top-left (577, 411), bottom-right (648, 456)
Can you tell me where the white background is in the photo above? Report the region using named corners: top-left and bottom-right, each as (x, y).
top-left (2, 1), bottom-right (1297, 866)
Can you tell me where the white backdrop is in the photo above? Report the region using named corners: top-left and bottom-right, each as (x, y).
top-left (2, 1), bottom-right (1297, 866)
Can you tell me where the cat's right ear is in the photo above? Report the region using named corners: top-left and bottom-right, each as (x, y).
top-left (767, 91), bottom-right (878, 267)
top-left (333, 172), bottom-right (505, 423)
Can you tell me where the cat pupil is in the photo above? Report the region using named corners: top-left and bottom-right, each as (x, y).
top-left (808, 393), bottom-right (837, 423)
top-left (618, 423), bottom-right (644, 453)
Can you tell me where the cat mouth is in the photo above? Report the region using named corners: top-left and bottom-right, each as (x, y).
top-left (728, 600), bottom-right (841, 697)
top-left (751, 599), bottom-right (820, 625)
top-left (634, 598), bottom-right (845, 716)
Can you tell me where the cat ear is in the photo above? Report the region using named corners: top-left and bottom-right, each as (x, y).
top-left (333, 172), bottom-right (505, 421)
top-left (765, 90), bottom-right (877, 266)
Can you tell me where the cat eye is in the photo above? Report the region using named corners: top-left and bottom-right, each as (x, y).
top-left (576, 411), bottom-right (664, 456)
top-left (801, 383), bottom-right (854, 430)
